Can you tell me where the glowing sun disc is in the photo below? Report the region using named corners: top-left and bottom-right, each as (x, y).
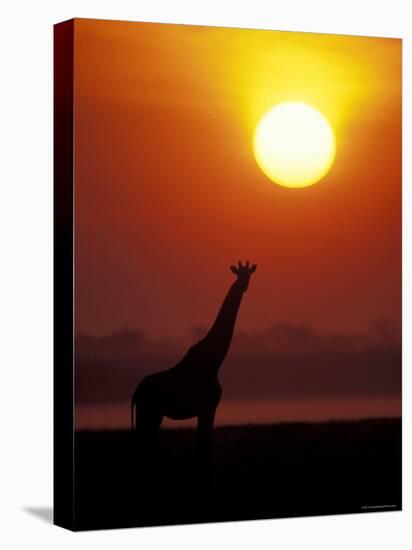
top-left (253, 102), bottom-right (336, 188)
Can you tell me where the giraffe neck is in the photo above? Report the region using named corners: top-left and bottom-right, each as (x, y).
top-left (202, 279), bottom-right (244, 368)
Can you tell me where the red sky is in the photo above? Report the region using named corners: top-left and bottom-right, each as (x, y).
top-left (73, 19), bottom-right (401, 426)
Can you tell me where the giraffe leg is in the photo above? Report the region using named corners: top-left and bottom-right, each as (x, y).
top-left (132, 404), bottom-right (163, 504)
top-left (194, 409), bottom-right (216, 498)
top-left (196, 408), bottom-right (216, 464)
top-left (135, 404), bottom-right (163, 458)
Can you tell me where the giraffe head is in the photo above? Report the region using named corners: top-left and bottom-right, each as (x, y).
top-left (230, 261), bottom-right (257, 292)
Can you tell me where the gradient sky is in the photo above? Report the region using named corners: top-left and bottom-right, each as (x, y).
top-left (73, 19), bottom-right (401, 426)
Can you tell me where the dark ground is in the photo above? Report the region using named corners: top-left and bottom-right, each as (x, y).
top-left (74, 418), bottom-right (401, 530)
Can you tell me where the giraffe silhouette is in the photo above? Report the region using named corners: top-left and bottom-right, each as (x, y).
top-left (131, 261), bottom-right (257, 460)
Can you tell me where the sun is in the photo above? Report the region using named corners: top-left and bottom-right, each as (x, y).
top-left (253, 102), bottom-right (336, 188)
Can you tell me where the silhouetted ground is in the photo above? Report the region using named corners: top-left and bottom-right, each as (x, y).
top-left (74, 418), bottom-right (401, 530)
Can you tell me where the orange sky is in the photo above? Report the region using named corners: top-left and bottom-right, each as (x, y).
top-left (73, 19), bottom-right (401, 425)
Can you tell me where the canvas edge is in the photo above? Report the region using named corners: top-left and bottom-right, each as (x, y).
top-left (53, 18), bottom-right (75, 531)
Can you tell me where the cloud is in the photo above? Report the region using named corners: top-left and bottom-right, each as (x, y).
top-left (75, 320), bottom-right (401, 405)
top-left (75, 329), bottom-right (181, 404)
